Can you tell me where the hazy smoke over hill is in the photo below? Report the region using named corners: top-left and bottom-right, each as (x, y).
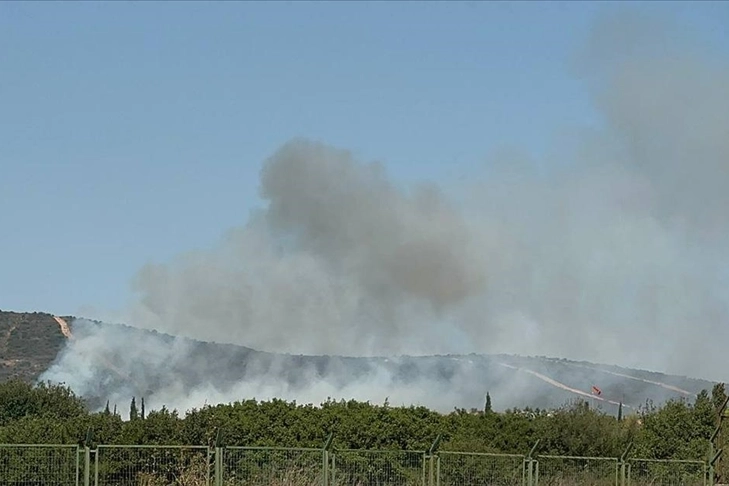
top-left (42, 10), bottom-right (729, 413)
top-left (130, 139), bottom-right (489, 357)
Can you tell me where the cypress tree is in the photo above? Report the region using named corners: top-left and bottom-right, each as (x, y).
top-left (130, 397), bottom-right (138, 421)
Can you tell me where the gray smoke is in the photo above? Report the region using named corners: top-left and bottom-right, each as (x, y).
top-left (129, 139), bottom-right (488, 357)
top-left (41, 10), bottom-right (729, 413)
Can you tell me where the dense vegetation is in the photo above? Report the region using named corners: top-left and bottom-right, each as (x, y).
top-left (0, 381), bottom-right (725, 465)
top-left (0, 380), bottom-right (725, 485)
top-left (0, 310), bottom-right (726, 483)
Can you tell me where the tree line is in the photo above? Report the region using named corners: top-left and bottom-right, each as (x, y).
top-left (0, 380), bottom-right (726, 476)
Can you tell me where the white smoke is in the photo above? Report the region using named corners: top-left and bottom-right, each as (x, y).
top-left (41, 9), bottom-right (729, 413)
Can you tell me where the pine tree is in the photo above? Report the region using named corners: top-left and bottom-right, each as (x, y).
top-left (104, 400), bottom-right (110, 415)
top-left (130, 397), bottom-right (138, 421)
top-left (617, 402), bottom-right (623, 421)
top-left (484, 392), bottom-right (493, 414)
top-left (113, 404), bottom-right (117, 416)
top-left (141, 397), bottom-right (145, 420)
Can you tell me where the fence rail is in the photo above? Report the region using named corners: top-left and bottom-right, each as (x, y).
top-left (0, 443), bottom-right (711, 486)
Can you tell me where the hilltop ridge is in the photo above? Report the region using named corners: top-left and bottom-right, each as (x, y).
top-left (0, 310), bottom-right (717, 413)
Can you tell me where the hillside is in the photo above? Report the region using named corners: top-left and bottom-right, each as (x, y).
top-left (0, 310), bottom-right (718, 414)
top-left (0, 311), bottom-right (67, 382)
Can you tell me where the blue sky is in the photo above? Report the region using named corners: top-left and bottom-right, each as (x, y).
top-left (1, 1), bottom-right (727, 316)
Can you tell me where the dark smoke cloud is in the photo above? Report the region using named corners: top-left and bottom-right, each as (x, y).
top-left (260, 141), bottom-right (488, 311)
top-left (128, 139), bottom-right (489, 357)
top-left (41, 9), bottom-right (729, 413)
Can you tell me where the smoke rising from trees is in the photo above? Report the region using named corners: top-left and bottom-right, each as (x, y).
top-left (41, 10), bottom-right (729, 412)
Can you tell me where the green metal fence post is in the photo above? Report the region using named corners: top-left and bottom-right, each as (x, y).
top-left (214, 447), bottom-right (222, 486)
top-left (422, 453), bottom-right (427, 486)
top-left (206, 444), bottom-right (212, 486)
top-left (711, 450), bottom-right (723, 486)
top-left (428, 454), bottom-right (435, 486)
top-left (93, 447), bottom-right (99, 486)
top-left (619, 442), bottom-right (634, 486)
top-left (83, 446), bottom-right (90, 486)
top-left (427, 434), bottom-right (442, 486)
top-left (331, 450), bottom-right (336, 486)
top-left (709, 427), bottom-right (719, 486)
top-left (214, 429), bottom-right (225, 486)
top-left (706, 463), bottom-right (710, 486)
top-left (83, 427), bottom-right (93, 486)
top-left (522, 457), bottom-right (527, 486)
top-left (322, 432), bottom-right (334, 486)
top-left (712, 396), bottom-right (729, 485)
top-left (428, 435), bottom-right (442, 457)
top-left (74, 445), bottom-right (80, 486)
top-left (526, 440), bottom-right (540, 486)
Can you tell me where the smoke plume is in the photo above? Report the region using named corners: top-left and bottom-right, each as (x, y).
top-left (129, 139), bottom-right (489, 357)
top-left (41, 10), bottom-right (729, 413)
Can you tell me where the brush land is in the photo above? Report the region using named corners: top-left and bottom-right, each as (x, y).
top-left (0, 310), bottom-right (727, 483)
top-left (0, 379), bottom-right (726, 483)
top-left (0, 310), bottom-right (717, 414)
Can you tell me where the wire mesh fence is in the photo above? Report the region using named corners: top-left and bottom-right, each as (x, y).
top-left (331, 449), bottom-right (426, 486)
top-left (438, 451), bottom-right (527, 486)
top-left (222, 446), bottom-right (324, 486)
top-left (0, 443), bottom-right (714, 486)
top-left (536, 455), bottom-right (618, 486)
top-left (0, 444), bottom-right (79, 485)
top-left (95, 445), bottom-right (211, 486)
top-left (627, 459), bottom-right (707, 486)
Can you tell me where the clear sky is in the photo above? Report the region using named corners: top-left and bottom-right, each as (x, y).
top-left (1, 1), bottom-right (727, 316)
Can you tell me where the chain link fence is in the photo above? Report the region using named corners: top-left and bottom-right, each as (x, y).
top-left (95, 445), bottom-right (211, 486)
top-left (627, 458), bottom-right (707, 486)
top-left (0, 443), bottom-right (713, 486)
top-left (535, 455), bottom-right (618, 486)
top-left (438, 451), bottom-right (526, 486)
top-left (331, 449), bottom-right (425, 486)
top-left (0, 444), bottom-right (79, 485)
top-left (222, 446), bottom-right (323, 486)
